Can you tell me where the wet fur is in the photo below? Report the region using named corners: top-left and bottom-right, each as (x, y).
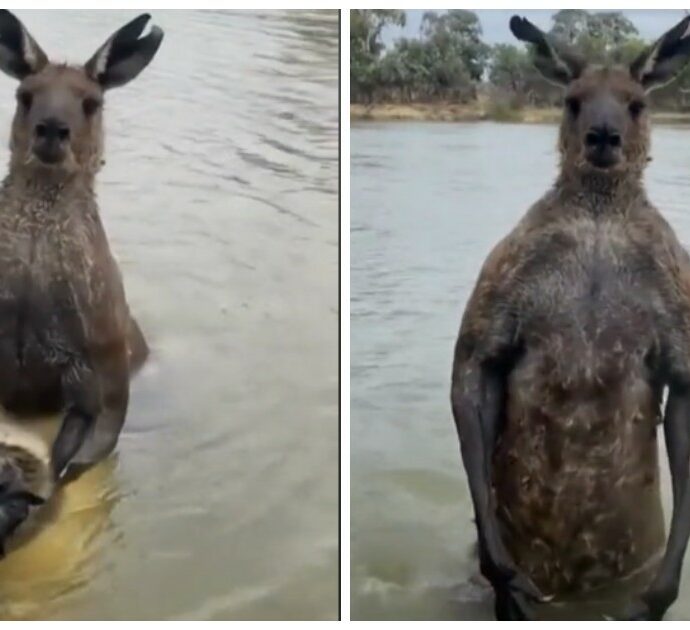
top-left (452, 17), bottom-right (690, 621)
top-left (0, 11), bottom-right (162, 545)
top-left (0, 170), bottom-right (134, 422)
top-left (482, 182), bottom-right (678, 593)
top-left (453, 168), bottom-right (690, 613)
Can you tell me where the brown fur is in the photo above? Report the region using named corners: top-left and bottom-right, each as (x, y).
top-left (452, 16), bottom-right (690, 619)
top-left (454, 66), bottom-right (690, 596)
top-left (0, 10), bottom-right (162, 554)
top-left (558, 67), bottom-right (650, 181)
top-left (0, 10), bottom-right (163, 474)
top-left (2, 61), bottom-right (146, 372)
top-left (10, 65), bottom-right (105, 176)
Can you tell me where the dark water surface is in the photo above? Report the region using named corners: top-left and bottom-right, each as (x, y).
top-left (0, 10), bottom-right (339, 620)
top-left (351, 121), bottom-right (690, 620)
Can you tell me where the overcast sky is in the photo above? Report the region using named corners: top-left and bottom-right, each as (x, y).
top-left (382, 10), bottom-right (689, 47)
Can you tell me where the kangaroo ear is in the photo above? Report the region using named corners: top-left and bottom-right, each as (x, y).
top-left (509, 15), bottom-right (584, 87)
top-left (84, 13), bottom-right (163, 90)
top-left (631, 15), bottom-right (690, 93)
top-left (0, 10), bottom-right (47, 80)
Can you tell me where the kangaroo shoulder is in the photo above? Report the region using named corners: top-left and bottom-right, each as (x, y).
top-left (469, 194), bottom-right (553, 300)
top-left (631, 203), bottom-right (690, 272)
top-left (458, 200), bottom-right (548, 353)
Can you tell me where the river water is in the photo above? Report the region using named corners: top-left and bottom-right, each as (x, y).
top-left (351, 120), bottom-right (690, 620)
top-left (0, 10), bottom-right (339, 620)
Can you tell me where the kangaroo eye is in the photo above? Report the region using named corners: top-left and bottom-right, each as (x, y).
top-left (565, 96), bottom-right (580, 117)
top-left (629, 100), bottom-right (646, 118)
top-left (82, 97), bottom-right (101, 117)
top-left (17, 91), bottom-right (32, 111)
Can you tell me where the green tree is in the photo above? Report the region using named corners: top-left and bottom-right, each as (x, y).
top-left (612, 36), bottom-right (647, 64)
top-left (419, 10), bottom-right (490, 81)
top-left (350, 9), bottom-right (405, 57)
top-left (549, 10), bottom-right (639, 63)
top-left (385, 39), bottom-right (431, 101)
top-left (350, 8), bottom-right (669, 110)
top-left (350, 10), bottom-right (406, 103)
top-left (588, 12), bottom-right (638, 47)
top-left (489, 44), bottom-right (531, 93)
top-left (550, 9), bottom-right (592, 44)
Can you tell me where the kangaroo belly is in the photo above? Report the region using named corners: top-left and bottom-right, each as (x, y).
top-left (493, 347), bottom-right (665, 595)
top-left (0, 291), bottom-right (72, 414)
top-left (0, 345), bottom-right (64, 415)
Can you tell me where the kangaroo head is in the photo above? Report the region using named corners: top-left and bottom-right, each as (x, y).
top-left (510, 14), bottom-right (690, 178)
top-left (0, 10), bottom-right (163, 177)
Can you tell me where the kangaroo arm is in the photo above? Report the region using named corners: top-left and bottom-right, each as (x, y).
top-left (451, 349), bottom-right (518, 584)
top-left (625, 386), bottom-right (690, 619)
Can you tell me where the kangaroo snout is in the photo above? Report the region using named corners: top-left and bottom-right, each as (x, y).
top-left (585, 125), bottom-right (621, 148)
top-left (585, 124), bottom-right (622, 169)
top-left (33, 117), bottom-right (70, 164)
top-left (35, 118), bottom-right (70, 141)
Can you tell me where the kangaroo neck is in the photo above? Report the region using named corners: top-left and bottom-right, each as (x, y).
top-left (555, 168), bottom-right (645, 216)
top-left (4, 165), bottom-right (95, 204)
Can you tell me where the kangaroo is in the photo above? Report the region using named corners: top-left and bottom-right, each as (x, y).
top-left (0, 11), bottom-right (163, 548)
top-left (451, 15), bottom-right (690, 620)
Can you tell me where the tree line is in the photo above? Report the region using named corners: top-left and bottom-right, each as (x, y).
top-left (350, 9), bottom-right (690, 110)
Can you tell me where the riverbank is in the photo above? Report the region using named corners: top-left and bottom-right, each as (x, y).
top-left (351, 102), bottom-right (690, 125)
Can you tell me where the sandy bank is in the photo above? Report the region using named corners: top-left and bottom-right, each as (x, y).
top-left (351, 103), bottom-right (690, 125)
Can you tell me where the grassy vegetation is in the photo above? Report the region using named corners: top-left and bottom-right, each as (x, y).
top-left (351, 102), bottom-right (557, 124)
top-left (351, 10), bottom-right (690, 126)
top-left (351, 103), bottom-right (690, 125)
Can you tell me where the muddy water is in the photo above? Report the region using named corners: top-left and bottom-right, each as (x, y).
top-left (0, 10), bottom-right (339, 620)
top-left (350, 121), bottom-right (690, 620)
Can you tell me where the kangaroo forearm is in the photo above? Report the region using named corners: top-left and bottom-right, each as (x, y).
top-left (452, 362), bottom-right (511, 575)
top-left (650, 391), bottom-right (690, 597)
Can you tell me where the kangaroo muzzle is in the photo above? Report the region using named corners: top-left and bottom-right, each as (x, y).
top-left (32, 117), bottom-right (70, 164)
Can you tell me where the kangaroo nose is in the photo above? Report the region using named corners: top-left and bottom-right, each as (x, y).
top-left (35, 118), bottom-right (70, 142)
top-left (585, 126), bottom-right (621, 149)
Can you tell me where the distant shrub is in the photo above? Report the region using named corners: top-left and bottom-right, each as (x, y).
top-left (485, 98), bottom-right (522, 122)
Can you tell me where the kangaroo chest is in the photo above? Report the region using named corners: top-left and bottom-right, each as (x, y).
top-left (493, 214), bottom-right (668, 595)
top-left (0, 207), bottom-right (96, 409)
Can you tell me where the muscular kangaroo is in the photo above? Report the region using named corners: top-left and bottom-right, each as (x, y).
top-left (451, 15), bottom-right (690, 620)
top-left (0, 11), bottom-right (163, 546)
